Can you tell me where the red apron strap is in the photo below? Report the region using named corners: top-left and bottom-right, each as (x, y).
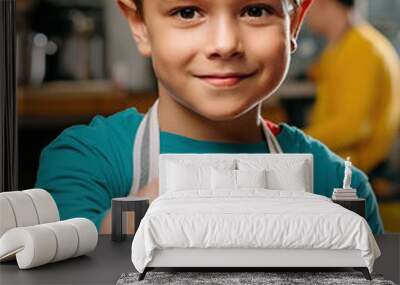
top-left (262, 119), bottom-right (281, 137)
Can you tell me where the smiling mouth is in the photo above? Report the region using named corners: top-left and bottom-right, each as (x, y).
top-left (195, 72), bottom-right (255, 88)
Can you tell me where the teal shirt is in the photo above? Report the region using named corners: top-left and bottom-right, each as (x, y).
top-left (35, 108), bottom-right (384, 234)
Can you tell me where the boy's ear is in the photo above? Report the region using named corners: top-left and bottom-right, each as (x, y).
top-left (289, 0), bottom-right (313, 53)
top-left (117, 0), bottom-right (152, 57)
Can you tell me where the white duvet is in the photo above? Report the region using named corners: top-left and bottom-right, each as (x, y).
top-left (131, 190), bottom-right (380, 273)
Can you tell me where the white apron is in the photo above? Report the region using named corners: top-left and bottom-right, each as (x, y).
top-left (129, 99), bottom-right (283, 195)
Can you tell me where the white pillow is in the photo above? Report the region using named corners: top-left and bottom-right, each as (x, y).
top-left (237, 159), bottom-right (308, 192)
top-left (166, 162), bottom-right (211, 191)
top-left (266, 167), bottom-right (307, 192)
top-left (211, 168), bottom-right (236, 190)
top-left (211, 168), bottom-right (268, 190)
top-left (236, 169), bottom-right (268, 189)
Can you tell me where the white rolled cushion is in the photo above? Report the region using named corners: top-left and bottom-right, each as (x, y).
top-left (0, 218), bottom-right (97, 269)
top-left (65, 218), bottom-right (98, 257)
top-left (23, 189), bottom-right (59, 224)
top-left (0, 226), bottom-right (57, 269)
top-left (211, 168), bottom-right (237, 190)
top-left (1, 191), bottom-right (39, 227)
top-left (236, 169), bottom-right (268, 189)
top-left (166, 162), bottom-right (211, 191)
top-left (42, 222), bottom-right (79, 262)
top-left (0, 196), bottom-right (17, 237)
top-left (237, 159), bottom-right (308, 192)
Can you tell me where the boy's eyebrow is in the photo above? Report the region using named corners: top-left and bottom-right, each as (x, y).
top-left (159, 0), bottom-right (200, 4)
top-left (157, 0), bottom-right (190, 8)
top-left (159, 0), bottom-right (286, 7)
top-left (158, 0), bottom-right (286, 12)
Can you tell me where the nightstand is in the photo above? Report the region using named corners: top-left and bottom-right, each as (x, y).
top-left (111, 197), bottom-right (149, 242)
top-left (332, 198), bottom-right (365, 218)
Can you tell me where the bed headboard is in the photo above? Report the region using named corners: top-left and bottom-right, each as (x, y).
top-left (159, 153), bottom-right (314, 194)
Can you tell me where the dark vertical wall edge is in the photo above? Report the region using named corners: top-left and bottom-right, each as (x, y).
top-left (0, 0), bottom-right (18, 192)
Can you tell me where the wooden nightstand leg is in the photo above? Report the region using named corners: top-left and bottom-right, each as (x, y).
top-left (111, 201), bottom-right (124, 242)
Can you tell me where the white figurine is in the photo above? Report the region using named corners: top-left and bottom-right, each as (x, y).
top-left (342, 157), bottom-right (352, 189)
top-left (332, 157), bottom-right (357, 199)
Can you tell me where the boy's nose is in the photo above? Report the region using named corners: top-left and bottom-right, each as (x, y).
top-left (205, 17), bottom-right (244, 60)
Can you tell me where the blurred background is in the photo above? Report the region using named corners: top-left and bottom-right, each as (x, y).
top-left (16, 0), bottom-right (400, 232)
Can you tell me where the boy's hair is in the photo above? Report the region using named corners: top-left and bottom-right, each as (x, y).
top-left (336, 0), bottom-right (355, 8)
top-left (132, 0), bottom-right (142, 16)
top-left (132, 0), bottom-right (302, 17)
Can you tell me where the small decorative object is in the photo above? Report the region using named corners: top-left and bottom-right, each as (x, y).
top-left (343, 156), bottom-right (352, 189)
top-left (332, 157), bottom-right (358, 200)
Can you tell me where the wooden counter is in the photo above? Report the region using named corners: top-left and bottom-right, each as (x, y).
top-left (17, 80), bottom-right (314, 127)
top-left (18, 81), bottom-right (156, 118)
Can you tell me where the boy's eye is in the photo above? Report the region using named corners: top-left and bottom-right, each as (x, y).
top-left (241, 5), bottom-right (274, 18)
top-left (171, 7), bottom-right (201, 20)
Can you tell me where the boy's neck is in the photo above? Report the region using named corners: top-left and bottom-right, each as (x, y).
top-left (157, 87), bottom-right (265, 144)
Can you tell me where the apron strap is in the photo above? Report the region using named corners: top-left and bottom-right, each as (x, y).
top-left (259, 114), bottom-right (283, 154)
top-left (129, 99), bottom-right (160, 195)
top-left (129, 101), bottom-right (282, 196)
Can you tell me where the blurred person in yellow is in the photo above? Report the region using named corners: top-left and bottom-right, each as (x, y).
top-left (304, 0), bottom-right (400, 183)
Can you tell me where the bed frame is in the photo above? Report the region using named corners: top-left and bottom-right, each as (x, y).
top-left (137, 154), bottom-right (371, 281)
top-left (139, 249), bottom-right (371, 280)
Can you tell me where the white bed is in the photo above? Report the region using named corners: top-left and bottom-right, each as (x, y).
top-left (131, 154), bottom-right (380, 281)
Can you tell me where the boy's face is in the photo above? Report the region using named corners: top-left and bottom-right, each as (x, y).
top-left (120, 0), bottom-right (309, 121)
